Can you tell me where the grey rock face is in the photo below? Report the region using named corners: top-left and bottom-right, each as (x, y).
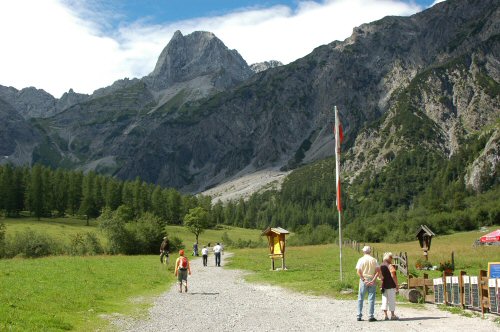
top-left (0, 97), bottom-right (41, 164)
top-left (250, 60), bottom-right (283, 74)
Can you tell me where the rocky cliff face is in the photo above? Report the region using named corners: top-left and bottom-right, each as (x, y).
top-left (0, 0), bottom-right (498, 193)
top-left (0, 97), bottom-right (41, 164)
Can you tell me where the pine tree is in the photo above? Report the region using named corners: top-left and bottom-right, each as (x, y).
top-left (26, 164), bottom-right (44, 220)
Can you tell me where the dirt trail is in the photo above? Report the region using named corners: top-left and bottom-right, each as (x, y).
top-left (112, 254), bottom-right (499, 331)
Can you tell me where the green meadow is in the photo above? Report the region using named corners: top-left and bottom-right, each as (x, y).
top-left (0, 255), bottom-right (175, 331)
top-left (1, 216), bottom-right (262, 249)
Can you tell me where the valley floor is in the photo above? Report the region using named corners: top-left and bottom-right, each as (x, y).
top-left (111, 254), bottom-right (499, 332)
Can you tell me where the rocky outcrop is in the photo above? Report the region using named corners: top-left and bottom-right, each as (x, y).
top-left (250, 60), bottom-right (283, 74)
top-left (465, 128), bottom-right (500, 192)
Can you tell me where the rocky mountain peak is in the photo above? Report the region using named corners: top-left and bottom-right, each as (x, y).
top-left (146, 30), bottom-right (252, 91)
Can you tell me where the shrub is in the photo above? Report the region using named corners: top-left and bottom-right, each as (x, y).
top-left (6, 229), bottom-right (60, 258)
top-left (129, 212), bottom-right (165, 254)
top-left (68, 232), bottom-right (104, 256)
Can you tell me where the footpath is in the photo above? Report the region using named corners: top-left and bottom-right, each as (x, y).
top-left (112, 254), bottom-right (499, 331)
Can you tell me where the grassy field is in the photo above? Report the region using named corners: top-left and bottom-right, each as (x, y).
top-left (227, 229), bottom-right (500, 299)
top-left (0, 255), bottom-right (175, 331)
top-left (1, 217), bottom-right (263, 249)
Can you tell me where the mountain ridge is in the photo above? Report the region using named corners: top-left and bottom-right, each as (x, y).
top-left (0, 0), bottom-right (498, 195)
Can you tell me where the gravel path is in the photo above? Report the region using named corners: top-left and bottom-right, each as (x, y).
top-left (113, 254), bottom-right (499, 332)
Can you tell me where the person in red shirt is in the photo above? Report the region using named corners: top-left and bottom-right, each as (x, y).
top-left (174, 249), bottom-right (192, 293)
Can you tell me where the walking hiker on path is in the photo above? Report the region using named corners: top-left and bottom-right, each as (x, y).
top-left (213, 243), bottom-right (222, 267)
top-left (174, 250), bottom-right (191, 293)
top-left (380, 252), bottom-right (399, 321)
top-left (356, 245), bottom-right (380, 322)
top-left (193, 242), bottom-right (199, 256)
top-left (159, 236), bottom-right (170, 264)
top-left (201, 246), bottom-right (208, 266)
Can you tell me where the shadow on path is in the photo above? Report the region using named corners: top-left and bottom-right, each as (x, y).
top-left (188, 292), bottom-right (220, 296)
top-left (398, 317), bottom-right (446, 321)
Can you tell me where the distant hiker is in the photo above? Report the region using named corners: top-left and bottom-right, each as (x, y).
top-left (213, 243), bottom-right (222, 267)
top-left (202, 246), bottom-right (208, 266)
top-left (160, 237), bottom-right (170, 264)
top-left (380, 252), bottom-right (399, 320)
top-left (193, 242), bottom-right (199, 256)
top-left (356, 245), bottom-right (380, 322)
top-left (174, 250), bottom-right (191, 293)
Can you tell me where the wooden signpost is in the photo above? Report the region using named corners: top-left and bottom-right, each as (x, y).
top-left (262, 227), bottom-right (289, 270)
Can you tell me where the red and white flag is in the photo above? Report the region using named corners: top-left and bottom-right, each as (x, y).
top-left (334, 106), bottom-right (343, 212)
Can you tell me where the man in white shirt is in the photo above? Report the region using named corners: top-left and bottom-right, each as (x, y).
top-left (213, 243), bottom-right (222, 267)
top-left (356, 246), bottom-right (381, 322)
top-left (201, 246), bottom-right (208, 266)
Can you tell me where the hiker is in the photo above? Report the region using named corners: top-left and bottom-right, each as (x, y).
top-left (356, 245), bottom-right (381, 322)
top-left (174, 250), bottom-right (191, 293)
top-left (213, 242), bottom-right (222, 267)
top-left (381, 252), bottom-right (399, 320)
top-left (202, 245), bottom-right (208, 266)
top-left (160, 236), bottom-right (170, 264)
top-left (193, 242), bottom-right (199, 256)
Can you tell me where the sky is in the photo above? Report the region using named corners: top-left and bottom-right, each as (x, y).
top-left (0, 0), bottom-right (445, 97)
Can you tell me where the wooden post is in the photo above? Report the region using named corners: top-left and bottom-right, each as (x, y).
top-left (451, 251), bottom-right (455, 270)
top-left (479, 270), bottom-right (487, 317)
top-left (423, 273), bottom-right (429, 300)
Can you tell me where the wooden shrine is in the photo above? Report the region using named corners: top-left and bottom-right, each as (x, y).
top-left (416, 225), bottom-right (435, 261)
top-left (262, 227), bottom-right (289, 270)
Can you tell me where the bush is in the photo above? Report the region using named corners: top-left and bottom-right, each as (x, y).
top-left (68, 232), bottom-right (104, 256)
top-left (99, 208), bottom-right (166, 254)
top-left (6, 229), bottom-right (60, 258)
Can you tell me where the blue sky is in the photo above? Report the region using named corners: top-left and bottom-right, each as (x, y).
top-left (78, 1), bottom-right (437, 27)
top-left (0, 0), bottom-right (444, 97)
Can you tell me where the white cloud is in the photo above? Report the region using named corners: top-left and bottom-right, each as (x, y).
top-left (0, 0), bottom-right (421, 97)
top-left (431, 0), bottom-right (446, 7)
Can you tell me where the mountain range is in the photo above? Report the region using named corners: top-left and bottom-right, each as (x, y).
top-left (0, 0), bottom-right (498, 194)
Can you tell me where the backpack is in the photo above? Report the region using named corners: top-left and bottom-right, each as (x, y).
top-left (179, 256), bottom-right (188, 269)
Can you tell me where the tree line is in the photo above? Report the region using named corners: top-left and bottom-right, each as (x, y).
top-left (0, 163), bottom-right (211, 225)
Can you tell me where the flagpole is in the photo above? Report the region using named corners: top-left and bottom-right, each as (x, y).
top-left (334, 105), bottom-right (343, 282)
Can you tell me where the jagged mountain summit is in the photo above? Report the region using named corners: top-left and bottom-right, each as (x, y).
top-left (0, 0), bottom-right (498, 194)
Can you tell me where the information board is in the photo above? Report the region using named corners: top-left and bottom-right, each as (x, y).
top-left (452, 276), bottom-right (460, 305)
top-left (433, 278), bottom-right (441, 304)
top-left (489, 262), bottom-right (500, 278)
top-left (471, 276), bottom-right (480, 308)
top-left (489, 279), bottom-right (498, 314)
top-left (462, 275), bottom-right (471, 307)
top-left (446, 276), bottom-right (452, 304)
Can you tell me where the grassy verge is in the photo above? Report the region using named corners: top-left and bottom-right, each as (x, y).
top-left (0, 255), bottom-right (175, 331)
top-left (227, 244), bottom-right (362, 299)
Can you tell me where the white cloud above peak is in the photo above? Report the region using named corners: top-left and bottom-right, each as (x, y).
top-left (0, 0), bottom-right (422, 97)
